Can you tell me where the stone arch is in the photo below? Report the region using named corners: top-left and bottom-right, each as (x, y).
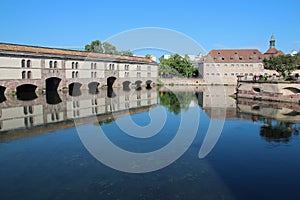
top-left (146, 80), bottom-right (152, 90)
top-left (107, 76), bottom-right (117, 88)
top-left (88, 82), bottom-right (100, 94)
top-left (283, 87), bottom-right (300, 95)
top-left (46, 77), bottom-right (62, 91)
top-left (69, 82), bottom-right (82, 96)
top-left (135, 80), bottom-right (142, 90)
top-left (122, 81), bottom-right (131, 91)
top-left (0, 85), bottom-right (6, 103)
top-left (16, 84), bottom-right (38, 101)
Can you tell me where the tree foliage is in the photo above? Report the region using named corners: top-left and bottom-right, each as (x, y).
top-left (85, 40), bottom-right (133, 56)
top-left (263, 54), bottom-right (299, 77)
top-left (159, 54), bottom-right (196, 78)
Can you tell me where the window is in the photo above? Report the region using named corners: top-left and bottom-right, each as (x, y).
top-left (250, 73), bottom-right (253, 76)
top-left (224, 73), bottom-right (228, 76)
top-left (239, 57), bottom-right (243, 60)
top-left (94, 63), bottom-right (97, 69)
top-left (125, 72), bottom-right (129, 77)
top-left (54, 61), bottom-right (57, 68)
top-left (72, 71), bottom-right (75, 78)
top-left (236, 64), bottom-right (239, 67)
top-left (137, 72), bottom-right (141, 78)
top-left (94, 72), bottom-right (97, 78)
top-left (249, 56), bottom-right (253, 60)
top-left (230, 56), bottom-right (234, 60)
top-left (72, 62), bottom-right (75, 69)
top-left (231, 73), bottom-right (234, 76)
top-left (125, 64), bottom-right (129, 70)
top-left (206, 73), bottom-right (209, 75)
top-left (75, 62), bottom-right (79, 69)
top-left (27, 60), bottom-right (31, 68)
top-left (212, 64), bottom-right (215, 67)
top-left (22, 71), bottom-right (26, 79)
top-left (27, 71), bottom-right (32, 79)
top-left (147, 72), bottom-right (151, 77)
top-left (250, 64), bottom-right (253, 67)
top-left (241, 64), bottom-right (244, 67)
top-left (211, 73), bottom-right (215, 75)
top-left (217, 73), bottom-right (220, 76)
top-left (217, 64), bottom-right (220, 67)
top-left (258, 64), bottom-right (262, 67)
top-left (75, 71), bottom-right (79, 78)
top-left (222, 57), bottom-right (225, 61)
top-left (91, 63), bottom-right (93, 69)
top-left (91, 72), bottom-right (94, 78)
top-left (109, 64), bottom-right (115, 70)
top-left (245, 73), bottom-right (248, 76)
top-left (213, 58), bottom-right (217, 61)
top-left (49, 61), bottom-right (53, 68)
top-left (206, 64), bottom-right (210, 67)
top-left (224, 64), bottom-right (228, 67)
top-left (245, 64), bottom-right (249, 67)
top-left (147, 66), bottom-right (151, 71)
top-left (21, 59), bottom-right (25, 68)
top-left (231, 64), bottom-right (234, 67)
top-left (137, 65), bottom-right (141, 71)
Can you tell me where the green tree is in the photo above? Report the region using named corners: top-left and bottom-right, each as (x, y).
top-left (102, 42), bottom-right (117, 54)
top-left (159, 54), bottom-right (195, 78)
top-left (85, 40), bottom-right (103, 53)
top-left (85, 40), bottom-right (133, 55)
top-left (119, 50), bottom-right (134, 56)
top-left (263, 55), bottom-right (298, 78)
top-left (145, 54), bottom-right (152, 59)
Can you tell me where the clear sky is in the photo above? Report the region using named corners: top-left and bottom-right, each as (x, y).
top-left (1, 0), bottom-right (299, 55)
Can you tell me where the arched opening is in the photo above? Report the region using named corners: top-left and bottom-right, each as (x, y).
top-left (283, 87), bottom-right (300, 94)
top-left (46, 91), bottom-right (62, 105)
top-left (46, 77), bottom-right (62, 91)
top-left (0, 86), bottom-right (6, 103)
top-left (146, 80), bottom-right (152, 90)
top-left (107, 76), bottom-right (117, 88)
top-left (135, 80), bottom-right (142, 90)
top-left (69, 82), bottom-right (82, 97)
top-left (122, 81), bottom-right (131, 91)
top-left (88, 82), bottom-right (100, 94)
top-left (16, 84), bottom-right (38, 101)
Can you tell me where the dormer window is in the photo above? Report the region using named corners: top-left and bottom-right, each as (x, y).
top-left (249, 56), bottom-right (253, 60)
top-left (239, 57), bottom-right (243, 60)
top-left (234, 52), bottom-right (238, 55)
top-left (230, 56), bottom-right (234, 60)
top-left (253, 51), bottom-right (257, 54)
top-left (222, 57), bottom-right (225, 61)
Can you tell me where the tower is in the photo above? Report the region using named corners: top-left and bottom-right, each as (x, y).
top-left (270, 34), bottom-right (275, 48)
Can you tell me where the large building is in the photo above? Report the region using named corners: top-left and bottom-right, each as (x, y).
top-left (0, 43), bottom-right (158, 94)
top-left (198, 35), bottom-right (284, 84)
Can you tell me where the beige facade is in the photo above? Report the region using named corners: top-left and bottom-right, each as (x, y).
top-left (0, 43), bottom-right (158, 94)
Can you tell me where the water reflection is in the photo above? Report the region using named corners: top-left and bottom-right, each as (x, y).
top-left (0, 88), bottom-right (158, 142)
top-left (46, 91), bottom-right (62, 105)
top-left (16, 92), bottom-right (38, 101)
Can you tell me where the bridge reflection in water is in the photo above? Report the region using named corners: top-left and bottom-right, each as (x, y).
top-left (0, 88), bottom-right (158, 142)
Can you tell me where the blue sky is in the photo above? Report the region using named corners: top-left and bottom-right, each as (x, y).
top-left (1, 0), bottom-right (299, 56)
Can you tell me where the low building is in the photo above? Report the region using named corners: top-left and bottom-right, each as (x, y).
top-left (0, 43), bottom-right (158, 94)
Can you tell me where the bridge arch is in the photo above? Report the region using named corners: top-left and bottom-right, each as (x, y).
top-left (0, 85), bottom-right (6, 103)
top-left (88, 82), bottom-right (100, 94)
top-left (107, 76), bottom-right (117, 88)
top-left (146, 80), bottom-right (152, 89)
top-left (135, 80), bottom-right (142, 90)
top-left (69, 82), bottom-right (82, 96)
top-left (16, 84), bottom-right (38, 101)
top-left (46, 77), bottom-right (62, 91)
top-left (122, 81), bottom-right (131, 91)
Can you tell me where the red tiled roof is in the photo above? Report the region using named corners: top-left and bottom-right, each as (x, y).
top-left (200, 49), bottom-right (264, 63)
top-left (0, 43), bottom-right (156, 64)
top-left (264, 47), bottom-right (285, 58)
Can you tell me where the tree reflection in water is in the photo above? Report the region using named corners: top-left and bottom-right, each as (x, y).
top-left (159, 91), bottom-right (198, 115)
top-left (259, 117), bottom-right (300, 144)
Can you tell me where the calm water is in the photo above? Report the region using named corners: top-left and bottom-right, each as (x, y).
top-left (1, 86), bottom-right (300, 200)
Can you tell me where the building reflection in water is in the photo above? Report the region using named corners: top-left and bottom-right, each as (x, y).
top-left (0, 88), bottom-right (158, 141)
top-left (2, 85), bottom-right (300, 145)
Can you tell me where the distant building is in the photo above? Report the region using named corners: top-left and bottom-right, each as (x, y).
top-left (198, 35), bottom-right (283, 84)
top-left (264, 34), bottom-right (285, 58)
